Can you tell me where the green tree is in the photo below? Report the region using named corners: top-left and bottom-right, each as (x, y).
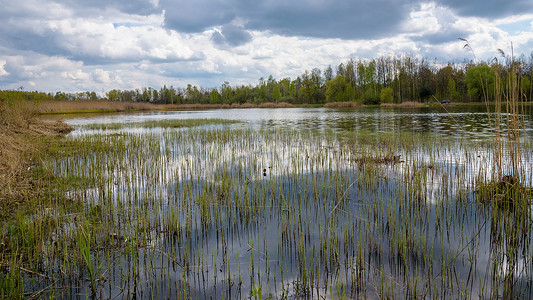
top-left (289, 81), bottom-right (296, 97)
top-left (106, 89), bottom-right (121, 101)
top-left (186, 84), bottom-right (201, 103)
top-left (257, 77), bottom-right (267, 101)
top-left (89, 91), bottom-right (98, 100)
top-left (363, 88), bottom-right (379, 104)
top-left (272, 85), bottom-right (281, 103)
top-left (221, 81), bottom-right (233, 104)
top-left (521, 76), bottom-right (531, 101)
top-left (447, 78), bottom-right (456, 99)
top-left (210, 89), bottom-right (221, 104)
top-left (418, 86), bottom-right (434, 101)
top-left (235, 85), bottom-right (252, 103)
top-left (465, 65), bottom-right (496, 101)
top-left (380, 87), bottom-right (393, 103)
top-left (325, 75), bottom-right (354, 102)
top-left (435, 66), bottom-right (453, 98)
top-left (324, 65), bottom-right (333, 81)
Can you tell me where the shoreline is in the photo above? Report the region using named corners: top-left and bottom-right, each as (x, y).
top-left (0, 110), bottom-right (73, 220)
top-left (34, 100), bottom-right (528, 116)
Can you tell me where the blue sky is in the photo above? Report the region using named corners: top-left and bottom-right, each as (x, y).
top-left (0, 0), bottom-right (532, 93)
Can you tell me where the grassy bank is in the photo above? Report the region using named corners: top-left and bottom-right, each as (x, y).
top-left (36, 100), bottom-right (297, 115)
top-left (0, 100), bottom-right (73, 219)
top-left (30, 99), bottom-right (533, 116)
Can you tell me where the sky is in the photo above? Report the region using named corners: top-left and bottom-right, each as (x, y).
top-left (0, 0), bottom-right (532, 93)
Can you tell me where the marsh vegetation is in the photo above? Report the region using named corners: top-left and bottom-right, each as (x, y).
top-left (1, 102), bottom-right (532, 299)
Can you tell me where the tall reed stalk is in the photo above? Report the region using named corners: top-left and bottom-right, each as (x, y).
top-left (492, 46), bottom-right (524, 182)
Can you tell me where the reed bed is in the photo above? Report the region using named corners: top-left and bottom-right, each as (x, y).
top-left (37, 100), bottom-right (157, 114)
top-left (0, 116), bottom-right (532, 299)
top-left (36, 100), bottom-right (298, 115)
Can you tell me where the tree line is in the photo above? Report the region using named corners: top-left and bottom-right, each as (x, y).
top-left (2, 53), bottom-right (533, 105)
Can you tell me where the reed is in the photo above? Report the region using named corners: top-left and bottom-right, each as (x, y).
top-left (475, 45), bottom-right (531, 209)
top-left (1, 102), bottom-right (532, 298)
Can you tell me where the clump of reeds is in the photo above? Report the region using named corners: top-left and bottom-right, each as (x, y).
top-left (36, 100), bottom-right (156, 114)
top-left (324, 102), bottom-right (362, 108)
top-left (476, 175), bottom-right (530, 208)
top-left (475, 46), bottom-right (530, 207)
top-left (352, 154), bottom-right (402, 165)
top-left (257, 102), bottom-right (294, 108)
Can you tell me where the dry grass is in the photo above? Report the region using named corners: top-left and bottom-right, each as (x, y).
top-left (37, 100), bottom-right (157, 114)
top-left (230, 103), bottom-right (256, 108)
top-left (162, 103), bottom-right (224, 110)
top-left (380, 103), bottom-right (395, 108)
top-left (324, 102), bottom-right (362, 108)
top-left (0, 100), bottom-right (73, 219)
top-left (381, 101), bottom-right (424, 108)
top-left (258, 102), bottom-right (294, 108)
top-left (398, 101), bottom-right (424, 108)
top-left (37, 100), bottom-right (299, 114)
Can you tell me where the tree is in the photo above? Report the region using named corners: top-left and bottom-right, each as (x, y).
top-left (325, 75), bottom-right (354, 102)
top-left (186, 84), bottom-right (201, 103)
top-left (221, 81), bottom-right (233, 104)
top-left (435, 65), bottom-right (453, 99)
top-left (447, 78), bottom-right (456, 99)
top-left (278, 78), bottom-right (291, 97)
top-left (336, 63), bottom-right (345, 77)
top-left (289, 81), bottom-right (296, 97)
top-left (235, 85), bottom-right (252, 103)
top-left (106, 89), bottom-right (121, 101)
top-left (418, 86), bottom-right (434, 101)
top-left (89, 91), bottom-right (98, 100)
top-left (380, 87), bottom-right (393, 103)
top-left (465, 65), bottom-right (496, 101)
top-left (521, 76), bottom-right (531, 101)
top-left (363, 88), bottom-right (380, 105)
top-left (324, 65), bottom-right (333, 81)
top-left (272, 85), bottom-right (281, 103)
top-left (210, 89), bottom-right (221, 104)
top-left (257, 77), bottom-right (267, 101)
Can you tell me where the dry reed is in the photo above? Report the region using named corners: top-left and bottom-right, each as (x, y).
top-left (324, 102), bottom-right (362, 108)
top-left (0, 99), bottom-right (73, 218)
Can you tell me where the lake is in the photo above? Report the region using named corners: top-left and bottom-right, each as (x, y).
top-left (25, 106), bottom-right (533, 298)
top-left (65, 106), bottom-right (532, 137)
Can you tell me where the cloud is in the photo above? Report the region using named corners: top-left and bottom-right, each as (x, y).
top-left (0, 9), bottom-right (204, 64)
top-left (1, 0), bottom-right (533, 93)
top-left (92, 69), bottom-right (112, 84)
top-left (161, 0), bottom-right (533, 42)
top-left (211, 25), bottom-right (253, 47)
top-left (163, 0), bottom-right (417, 40)
top-left (403, 3), bottom-right (471, 45)
top-left (57, 0), bottom-right (159, 16)
top-left (0, 60), bottom-right (8, 77)
top-left (435, 0), bottom-right (533, 19)
top-left (162, 0), bottom-right (235, 33)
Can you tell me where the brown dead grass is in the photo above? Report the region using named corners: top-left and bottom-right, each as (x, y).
top-left (398, 101), bottom-right (423, 108)
top-left (1, 100), bottom-right (73, 219)
top-left (324, 102), bottom-right (362, 108)
top-left (380, 101), bottom-right (424, 108)
top-left (258, 102), bottom-right (294, 108)
top-left (380, 103), bottom-right (395, 108)
top-left (37, 100), bottom-right (157, 114)
top-left (36, 100), bottom-right (296, 114)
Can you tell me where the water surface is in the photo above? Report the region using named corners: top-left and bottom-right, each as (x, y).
top-left (28, 106), bottom-right (533, 299)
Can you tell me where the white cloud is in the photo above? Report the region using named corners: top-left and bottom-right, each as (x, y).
top-left (92, 69), bottom-right (111, 84)
top-left (0, 60), bottom-right (8, 77)
top-left (0, 1), bottom-right (532, 92)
